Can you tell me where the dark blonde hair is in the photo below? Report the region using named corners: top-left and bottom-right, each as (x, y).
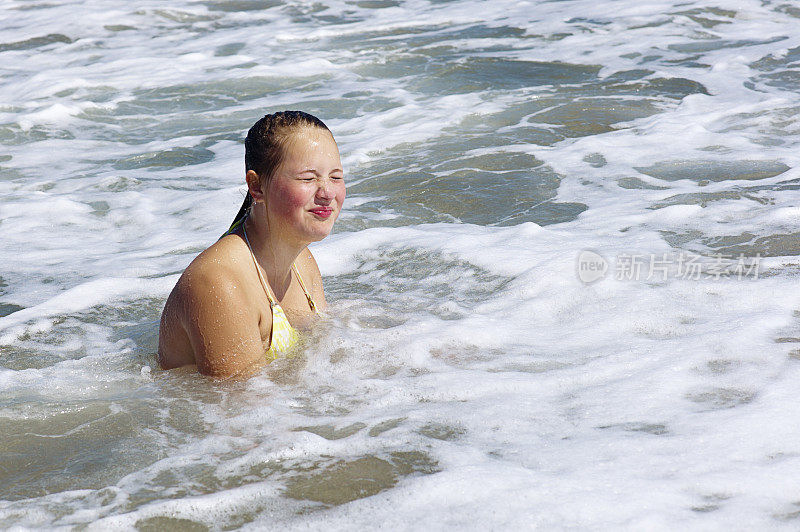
top-left (228, 111), bottom-right (330, 231)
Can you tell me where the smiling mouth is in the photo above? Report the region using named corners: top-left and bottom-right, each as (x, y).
top-left (310, 207), bottom-right (333, 219)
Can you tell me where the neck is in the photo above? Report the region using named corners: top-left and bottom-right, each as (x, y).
top-left (243, 208), bottom-right (306, 300)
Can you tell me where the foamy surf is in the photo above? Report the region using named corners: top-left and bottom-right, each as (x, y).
top-left (2, 0), bottom-right (800, 529)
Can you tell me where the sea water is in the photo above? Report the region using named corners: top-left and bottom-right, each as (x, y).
top-left (1, 0), bottom-right (800, 529)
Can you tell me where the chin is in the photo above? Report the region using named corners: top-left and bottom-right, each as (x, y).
top-left (305, 216), bottom-right (338, 241)
top-left (310, 229), bottom-right (334, 242)
top-left (303, 225), bottom-right (334, 243)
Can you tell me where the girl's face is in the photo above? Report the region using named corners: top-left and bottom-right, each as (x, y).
top-left (265, 126), bottom-right (345, 245)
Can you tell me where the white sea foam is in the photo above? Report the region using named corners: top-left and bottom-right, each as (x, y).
top-left (2, 0), bottom-right (800, 528)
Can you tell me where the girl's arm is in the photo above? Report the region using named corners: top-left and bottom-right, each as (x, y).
top-left (177, 265), bottom-right (269, 379)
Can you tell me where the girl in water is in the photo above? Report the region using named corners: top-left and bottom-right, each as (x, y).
top-left (158, 111), bottom-right (345, 378)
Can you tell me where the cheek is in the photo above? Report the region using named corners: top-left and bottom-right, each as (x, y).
top-left (270, 183), bottom-right (311, 215)
top-left (336, 183), bottom-right (346, 206)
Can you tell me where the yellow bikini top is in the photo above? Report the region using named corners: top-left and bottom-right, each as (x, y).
top-left (242, 223), bottom-right (317, 360)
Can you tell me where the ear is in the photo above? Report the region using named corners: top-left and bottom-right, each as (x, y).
top-left (246, 170), bottom-right (265, 203)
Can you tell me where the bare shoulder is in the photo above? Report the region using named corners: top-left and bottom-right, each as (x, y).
top-left (295, 246), bottom-right (327, 309)
top-left (171, 237), bottom-right (247, 308)
top-left (182, 235), bottom-right (249, 286)
top-left (163, 235), bottom-right (268, 378)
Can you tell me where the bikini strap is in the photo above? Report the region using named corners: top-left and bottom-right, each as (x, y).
top-left (243, 221), bottom-right (317, 313)
top-left (242, 222), bottom-right (276, 308)
top-left (292, 264), bottom-right (317, 313)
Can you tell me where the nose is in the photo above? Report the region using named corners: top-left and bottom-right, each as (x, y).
top-left (316, 178), bottom-right (335, 200)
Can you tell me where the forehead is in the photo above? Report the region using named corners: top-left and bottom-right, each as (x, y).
top-left (282, 127), bottom-right (339, 159)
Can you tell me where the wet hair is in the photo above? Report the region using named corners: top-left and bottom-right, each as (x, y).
top-left (228, 111), bottom-right (330, 231)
